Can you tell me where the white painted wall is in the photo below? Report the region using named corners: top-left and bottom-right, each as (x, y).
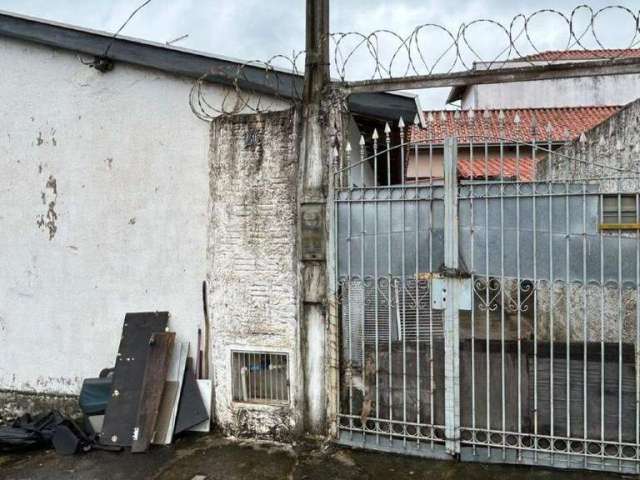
top-left (461, 73), bottom-right (640, 109)
top-left (0, 37), bottom-right (285, 395)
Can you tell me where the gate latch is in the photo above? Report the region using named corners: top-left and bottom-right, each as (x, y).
top-left (431, 277), bottom-right (472, 311)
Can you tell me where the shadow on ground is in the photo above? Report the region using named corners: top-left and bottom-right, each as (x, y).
top-left (0, 434), bottom-right (629, 480)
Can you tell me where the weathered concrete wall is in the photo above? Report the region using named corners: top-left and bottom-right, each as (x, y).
top-left (462, 74), bottom-right (640, 109)
top-left (0, 36), bottom-right (287, 398)
top-left (207, 109), bottom-right (302, 440)
top-left (531, 98), bottom-right (640, 343)
top-left (553, 96), bottom-right (640, 191)
top-left (0, 390), bottom-right (80, 425)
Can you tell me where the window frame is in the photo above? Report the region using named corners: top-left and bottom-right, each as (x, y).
top-left (599, 194), bottom-right (640, 231)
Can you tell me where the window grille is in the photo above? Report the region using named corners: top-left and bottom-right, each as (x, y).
top-left (601, 194), bottom-right (639, 230)
top-left (231, 351), bottom-right (289, 404)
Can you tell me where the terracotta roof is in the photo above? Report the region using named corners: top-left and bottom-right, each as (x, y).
top-left (410, 106), bottom-right (621, 144)
top-left (458, 157), bottom-right (535, 181)
top-left (408, 105), bottom-right (622, 181)
top-left (516, 48), bottom-right (640, 62)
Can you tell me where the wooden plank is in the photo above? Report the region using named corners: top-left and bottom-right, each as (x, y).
top-left (131, 331), bottom-right (175, 453)
top-left (153, 381), bottom-right (178, 443)
top-left (153, 341), bottom-right (189, 445)
top-left (188, 380), bottom-right (212, 433)
top-left (101, 312), bottom-right (169, 447)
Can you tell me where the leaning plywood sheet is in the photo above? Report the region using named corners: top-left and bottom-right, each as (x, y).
top-left (188, 379), bottom-right (212, 433)
top-left (174, 358), bottom-right (209, 434)
top-left (131, 332), bottom-right (175, 453)
top-left (101, 312), bottom-right (169, 447)
top-left (152, 341), bottom-right (188, 445)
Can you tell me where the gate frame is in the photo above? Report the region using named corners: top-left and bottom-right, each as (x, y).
top-left (442, 137), bottom-right (462, 456)
top-left (330, 120), bottom-right (640, 474)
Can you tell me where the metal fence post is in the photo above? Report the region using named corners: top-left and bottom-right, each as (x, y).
top-left (443, 136), bottom-right (461, 456)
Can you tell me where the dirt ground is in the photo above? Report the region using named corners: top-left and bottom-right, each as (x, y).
top-left (0, 433), bottom-right (630, 480)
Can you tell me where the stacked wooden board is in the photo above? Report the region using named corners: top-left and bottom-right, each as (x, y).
top-left (100, 312), bottom-right (211, 452)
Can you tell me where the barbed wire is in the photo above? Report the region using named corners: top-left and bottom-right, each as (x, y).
top-left (190, 4), bottom-right (640, 120)
top-left (189, 52), bottom-right (305, 121)
top-left (331, 4), bottom-right (640, 81)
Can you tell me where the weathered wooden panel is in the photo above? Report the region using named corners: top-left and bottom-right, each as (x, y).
top-left (131, 331), bottom-right (175, 453)
top-left (101, 312), bottom-right (169, 447)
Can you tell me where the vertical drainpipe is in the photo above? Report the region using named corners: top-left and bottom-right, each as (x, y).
top-left (298, 0), bottom-right (331, 435)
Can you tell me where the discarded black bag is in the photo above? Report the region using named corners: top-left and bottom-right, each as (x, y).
top-left (0, 410), bottom-right (64, 451)
top-left (0, 410), bottom-right (121, 455)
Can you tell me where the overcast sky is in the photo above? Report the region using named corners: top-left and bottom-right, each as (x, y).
top-left (0, 0), bottom-right (638, 107)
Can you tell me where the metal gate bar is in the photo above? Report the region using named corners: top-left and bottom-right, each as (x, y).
top-left (334, 117), bottom-right (640, 473)
top-left (336, 122), bottom-right (447, 455)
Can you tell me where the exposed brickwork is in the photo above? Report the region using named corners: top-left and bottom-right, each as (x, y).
top-left (207, 108), bottom-right (302, 439)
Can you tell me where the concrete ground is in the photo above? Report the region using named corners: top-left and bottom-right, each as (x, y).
top-left (0, 433), bottom-right (630, 480)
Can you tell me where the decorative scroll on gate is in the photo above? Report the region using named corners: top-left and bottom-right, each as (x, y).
top-left (334, 114), bottom-right (640, 474)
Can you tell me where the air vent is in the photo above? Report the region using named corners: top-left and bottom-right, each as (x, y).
top-left (231, 351), bottom-right (289, 404)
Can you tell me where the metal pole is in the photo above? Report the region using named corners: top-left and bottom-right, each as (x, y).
top-left (443, 137), bottom-right (461, 456)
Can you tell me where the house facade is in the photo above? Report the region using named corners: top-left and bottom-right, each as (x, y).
top-left (448, 49), bottom-right (640, 109)
top-left (4, 9), bottom-right (640, 473)
top-left (0, 10), bottom-right (420, 438)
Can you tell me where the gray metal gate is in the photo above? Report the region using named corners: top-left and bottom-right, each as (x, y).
top-left (334, 118), bottom-right (640, 473)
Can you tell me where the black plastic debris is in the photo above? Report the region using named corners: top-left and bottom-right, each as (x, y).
top-left (0, 411), bottom-right (63, 451)
top-left (0, 410), bottom-right (120, 455)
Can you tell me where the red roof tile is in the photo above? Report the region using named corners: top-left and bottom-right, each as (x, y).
top-left (516, 48), bottom-right (640, 62)
top-left (410, 106), bottom-right (621, 144)
top-left (457, 157), bottom-right (534, 181)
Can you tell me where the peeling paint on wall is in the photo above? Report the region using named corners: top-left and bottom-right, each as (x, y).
top-left (35, 174), bottom-right (58, 240)
top-left (34, 128), bottom-right (58, 148)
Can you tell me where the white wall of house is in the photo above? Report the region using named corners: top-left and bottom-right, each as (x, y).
top-left (461, 73), bottom-right (640, 109)
top-left (0, 36), bottom-right (287, 396)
